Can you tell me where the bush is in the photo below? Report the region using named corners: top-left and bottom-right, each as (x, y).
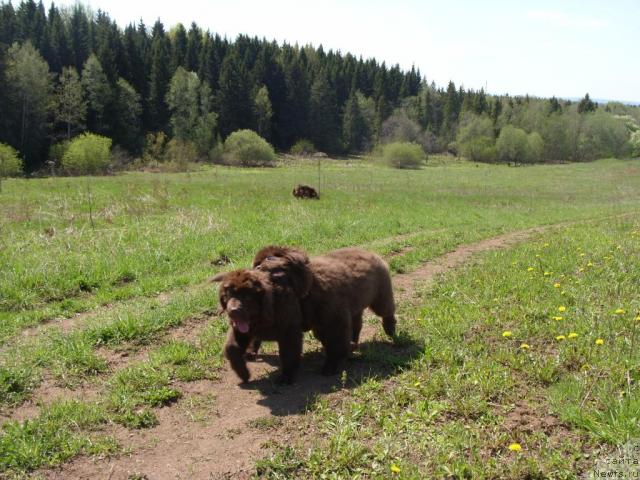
top-left (143, 132), bottom-right (168, 163)
top-left (0, 143), bottom-right (23, 178)
top-left (630, 131), bottom-right (640, 157)
top-left (165, 139), bottom-right (198, 171)
top-left (290, 139), bottom-right (316, 156)
top-left (62, 133), bottom-right (112, 175)
top-left (460, 136), bottom-right (497, 162)
top-left (48, 141), bottom-right (69, 167)
top-left (496, 125), bottom-right (529, 164)
top-left (224, 129), bottom-right (276, 167)
top-left (380, 142), bottom-right (427, 169)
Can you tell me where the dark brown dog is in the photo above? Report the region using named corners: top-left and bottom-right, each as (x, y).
top-left (292, 184), bottom-right (319, 199)
top-left (254, 246), bottom-right (397, 375)
top-left (211, 249), bottom-right (312, 384)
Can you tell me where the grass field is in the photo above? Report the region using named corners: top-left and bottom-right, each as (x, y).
top-left (0, 157), bottom-right (639, 477)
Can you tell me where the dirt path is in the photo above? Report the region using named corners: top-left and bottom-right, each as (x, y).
top-left (42, 221), bottom-right (578, 480)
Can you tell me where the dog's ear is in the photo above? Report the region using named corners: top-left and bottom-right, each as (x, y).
top-left (210, 272), bottom-right (228, 283)
top-left (286, 255), bottom-right (313, 297)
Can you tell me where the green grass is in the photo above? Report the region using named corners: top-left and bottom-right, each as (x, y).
top-left (257, 217), bottom-right (640, 479)
top-left (0, 157), bottom-right (639, 475)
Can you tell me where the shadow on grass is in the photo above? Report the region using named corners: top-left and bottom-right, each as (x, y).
top-left (239, 330), bottom-right (423, 416)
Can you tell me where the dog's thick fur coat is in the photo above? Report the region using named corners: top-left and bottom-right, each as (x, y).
top-left (292, 184), bottom-right (319, 199)
top-left (254, 246), bottom-right (397, 375)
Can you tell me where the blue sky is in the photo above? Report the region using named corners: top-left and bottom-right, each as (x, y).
top-left (47, 0), bottom-right (639, 102)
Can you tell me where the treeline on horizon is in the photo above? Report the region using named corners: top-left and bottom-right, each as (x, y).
top-left (0, 0), bottom-right (639, 174)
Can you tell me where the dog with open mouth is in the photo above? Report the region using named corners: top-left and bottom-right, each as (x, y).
top-left (211, 249), bottom-right (311, 384)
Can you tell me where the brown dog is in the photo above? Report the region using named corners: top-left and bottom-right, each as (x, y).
top-left (211, 249), bottom-right (312, 384)
top-left (254, 246), bottom-right (397, 375)
top-left (292, 184), bottom-right (319, 199)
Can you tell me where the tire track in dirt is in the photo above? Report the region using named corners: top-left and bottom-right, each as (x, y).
top-left (40, 222), bottom-right (578, 480)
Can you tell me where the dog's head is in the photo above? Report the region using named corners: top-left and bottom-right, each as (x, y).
top-left (252, 246), bottom-right (313, 298)
top-left (211, 269), bottom-right (274, 334)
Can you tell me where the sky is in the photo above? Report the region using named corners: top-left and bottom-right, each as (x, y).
top-left (44, 0), bottom-right (640, 103)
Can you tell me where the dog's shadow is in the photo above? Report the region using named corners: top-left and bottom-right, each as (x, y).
top-left (239, 331), bottom-right (423, 417)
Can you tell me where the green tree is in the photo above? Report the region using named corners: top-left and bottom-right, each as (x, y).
top-left (148, 20), bottom-right (172, 132)
top-left (54, 66), bottom-right (86, 140)
top-left (223, 129), bottom-right (276, 166)
top-left (113, 78), bottom-right (142, 152)
top-left (342, 89), bottom-right (367, 153)
top-left (5, 41), bottom-right (51, 171)
top-left (526, 132), bottom-right (544, 163)
top-left (166, 67), bottom-right (217, 157)
top-left (218, 51), bottom-right (252, 137)
top-left (496, 125), bottom-right (529, 164)
top-left (81, 54), bottom-right (111, 135)
top-left (577, 93), bottom-right (597, 114)
top-left (253, 85), bottom-right (273, 140)
top-left (456, 114), bottom-right (496, 162)
top-left (309, 69), bottom-right (342, 153)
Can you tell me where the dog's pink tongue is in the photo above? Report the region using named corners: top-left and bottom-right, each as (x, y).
top-left (234, 319), bottom-right (250, 334)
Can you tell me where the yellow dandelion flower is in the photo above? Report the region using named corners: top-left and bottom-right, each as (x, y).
top-left (587, 262), bottom-right (593, 267)
top-left (595, 338), bottom-right (605, 346)
top-left (414, 381), bottom-right (421, 387)
top-left (614, 308), bottom-right (625, 315)
top-left (502, 331), bottom-right (513, 338)
top-left (535, 254), bottom-right (541, 258)
top-left (552, 316), bottom-right (564, 321)
top-left (527, 267), bottom-right (534, 272)
top-left (580, 253), bottom-right (586, 257)
top-left (391, 464), bottom-right (401, 473)
top-left (558, 306), bottom-right (566, 312)
top-left (543, 271), bottom-right (551, 276)
top-left (561, 291), bottom-right (566, 296)
top-left (568, 332), bottom-right (578, 339)
top-left (508, 443), bottom-right (523, 452)
top-left (553, 283), bottom-right (561, 288)
top-left (635, 315), bottom-right (640, 322)
top-left (578, 267), bottom-right (584, 272)
top-left (556, 335), bottom-right (566, 341)
top-left (520, 343), bottom-right (530, 350)
top-left (544, 243), bottom-right (550, 247)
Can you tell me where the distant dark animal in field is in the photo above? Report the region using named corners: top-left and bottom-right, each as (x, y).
top-left (211, 248), bottom-right (312, 384)
top-left (292, 184), bottom-right (319, 199)
top-left (253, 246), bottom-right (397, 376)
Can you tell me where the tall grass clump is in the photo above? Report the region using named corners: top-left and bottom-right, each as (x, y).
top-left (380, 141), bottom-right (427, 169)
top-left (223, 129), bottom-right (276, 166)
top-left (61, 133), bottom-right (112, 175)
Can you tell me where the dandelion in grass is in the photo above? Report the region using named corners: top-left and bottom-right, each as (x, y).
top-left (561, 291), bottom-right (566, 296)
top-left (552, 316), bottom-right (564, 321)
top-left (414, 381), bottom-right (421, 387)
top-left (508, 443), bottom-right (522, 452)
top-left (527, 267), bottom-right (534, 272)
top-left (587, 262), bottom-right (593, 267)
top-left (390, 463), bottom-right (401, 474)
top-left (558, 306), bottom-right (566, 312)
top-left (520, 343), bottom-right (530, 350)
top-left (544, 271), bottom-right (551, 276)
top-left (595, 338), bottom-right (605, 346)
top-left (580, 253), bottom-right (586, 257)
top-left (544, 243), bottom-right (550, 247)
top-left (556, 335), bottom-right (566, 341)
top-left (614, 308), bottom-right (625, 315)
top-left (553, 283), bottom-right (561, 288)
top-left (635, 315), bottom-right (640, 322)
top-left (502, 331), bottom-right (513, 338)
top-left (568, 332), bottom-right (578, 339)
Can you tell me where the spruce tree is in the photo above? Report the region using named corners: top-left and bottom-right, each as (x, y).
top-left (309, 69), bottom-right (341, 153)
top-left (148, 20), bottom-right (171, 132)
top-left (342, 89), bottom-right (366, 153)
top-left (218, 51), bottom-right (252, 137)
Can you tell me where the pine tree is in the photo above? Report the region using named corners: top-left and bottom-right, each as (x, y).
top-left (309, 69), bottom-right (341, 153)
top-left (112, 77), bottom-right (142, 151)
top-left (342, 89), bottom-right (366, 153)
top-left (0, 3), bottom-right (17, 46)
top-left (218, 51), bottom-right (252, 137)
top-left (186, 22), bottom-right (201, 72)
top-left (577, 93), bottom-right (596, 114)
top-left (281, 51), bottom-right (309, 147)
top-left (170, 23), bottom-right (187, 71)
top-left (82, 54), bottom-right (111, 135)
top-left (148, 20), bottom-right (171, 132)
top-left (69, 4), bottom-right (91, 72)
